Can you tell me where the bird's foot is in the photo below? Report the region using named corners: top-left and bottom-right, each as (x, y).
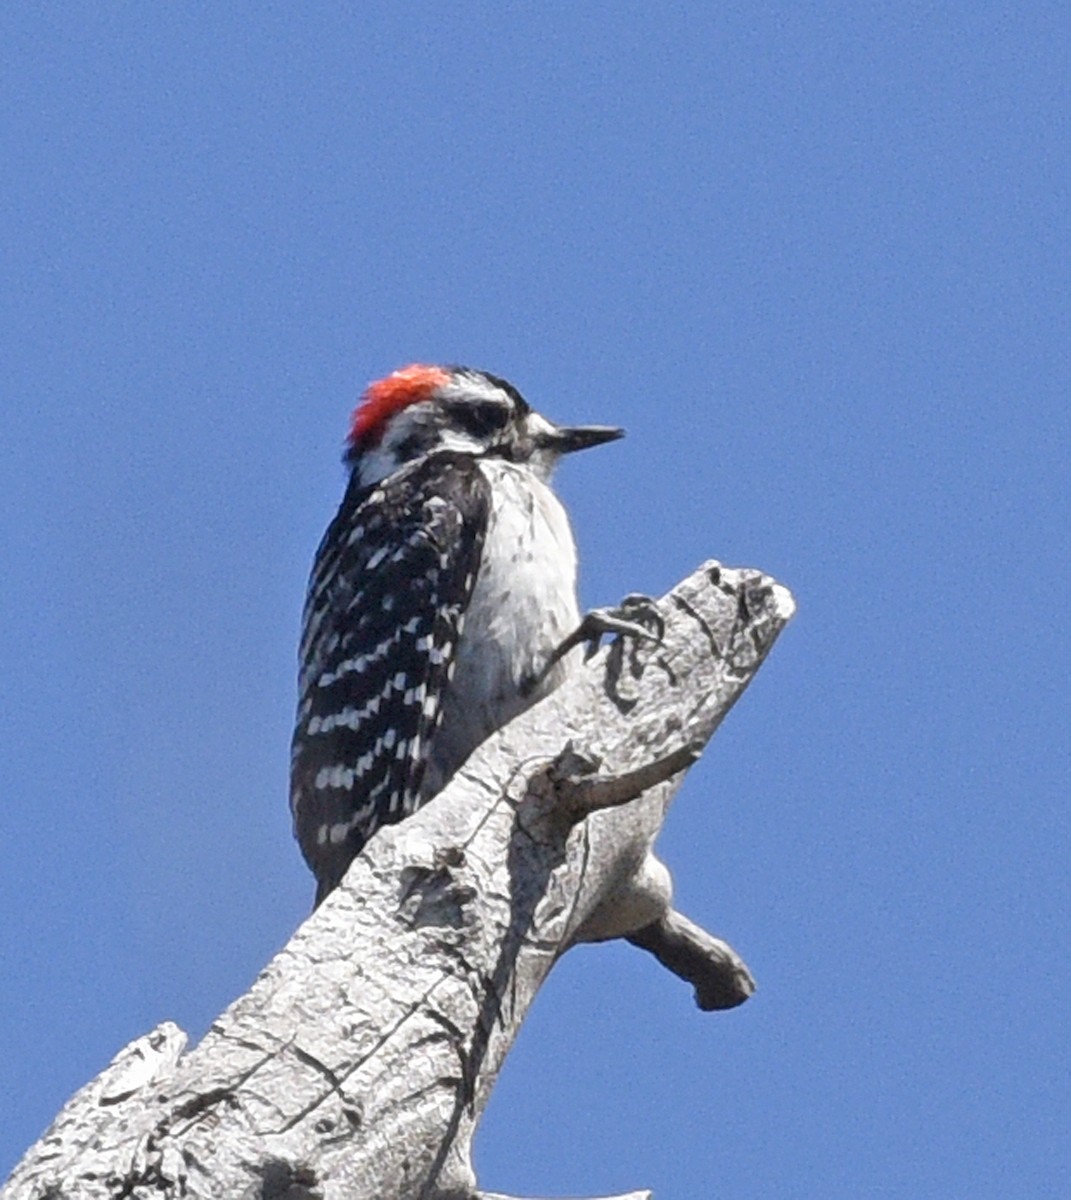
top-left (569, 593), bottom-right (664, 662)
top-left (522, 594), bottom-right (663, 696)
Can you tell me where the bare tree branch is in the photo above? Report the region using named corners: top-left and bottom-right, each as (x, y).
top-left (627, 909), bottom-right (756, 1011)
top-left (2, 561), bottom-right (794, 1200)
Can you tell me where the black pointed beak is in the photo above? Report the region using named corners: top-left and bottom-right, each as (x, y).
top-left (545, 424), bottom-right (625, 455)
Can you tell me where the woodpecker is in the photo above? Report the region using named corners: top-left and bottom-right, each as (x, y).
top-left (291, 364), bottom-right (624, 904)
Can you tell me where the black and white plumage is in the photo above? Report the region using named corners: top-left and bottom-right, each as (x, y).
top-left (291, 364), bottom-right (622, 904)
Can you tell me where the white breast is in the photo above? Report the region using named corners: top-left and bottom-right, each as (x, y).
top-left (422, 459), bottom-right (581, 796)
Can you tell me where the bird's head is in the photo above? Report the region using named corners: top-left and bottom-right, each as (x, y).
top-left (345, 364), bottom-right (623, 489)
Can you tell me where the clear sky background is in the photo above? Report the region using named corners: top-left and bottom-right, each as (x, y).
top-left (2, 5), bottom-right (1067, 1196)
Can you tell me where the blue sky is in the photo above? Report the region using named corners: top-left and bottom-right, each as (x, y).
top-left (2, 4), bottom-right (1067, 1195)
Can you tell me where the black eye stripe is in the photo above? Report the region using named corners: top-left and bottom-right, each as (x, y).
top-left (450, 400), bottom-right (510, 436)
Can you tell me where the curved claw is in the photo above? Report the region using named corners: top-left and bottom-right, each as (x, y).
top-left (616, 593), bottom-right (665, 642)
top-left (575, 607), bottom-right (659, 661)
top-left (526, 596), bottom-right (664, 694)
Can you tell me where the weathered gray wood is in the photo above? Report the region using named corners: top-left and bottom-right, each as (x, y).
top-left (2, 561), bottom-right (794, 1200)
top-left (627, 909), bottom-right (756, 1010)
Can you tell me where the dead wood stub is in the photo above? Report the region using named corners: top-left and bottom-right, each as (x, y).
top-left (2, 561), bottom-right (794, 1200)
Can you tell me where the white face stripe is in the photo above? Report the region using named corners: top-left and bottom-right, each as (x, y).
top-left (523, 411), bottom-right (556, 441)
top-left (436, 372), bottom-right (514, 406)
top-left (354, 396), bottom-right (488, 487)
top-left (352, 370), bottom-right (525, 488)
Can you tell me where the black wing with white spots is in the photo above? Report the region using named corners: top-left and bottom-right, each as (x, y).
top-left (291, 452), bottom-right (490, 904)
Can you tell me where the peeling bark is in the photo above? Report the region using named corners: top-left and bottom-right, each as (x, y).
top-left (2, 561), bottom-right (795, 1200)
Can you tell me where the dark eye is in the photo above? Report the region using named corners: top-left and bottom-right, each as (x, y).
top-left (455, 400), bottom-right (510, 437)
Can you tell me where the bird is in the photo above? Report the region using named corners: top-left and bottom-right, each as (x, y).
top-left (290, 363), bottom-right (628, 905)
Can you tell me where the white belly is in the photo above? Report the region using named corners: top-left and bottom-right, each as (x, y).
top-left (423, 460), bottom-right (580, 795)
